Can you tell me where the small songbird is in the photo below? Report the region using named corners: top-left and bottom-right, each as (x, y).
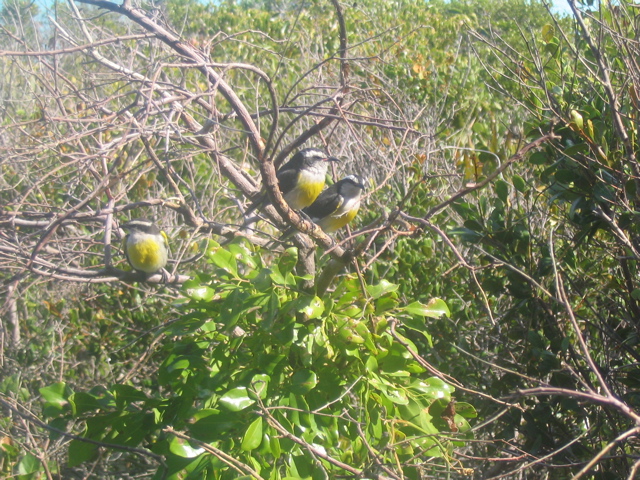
top-left (246, 148), bottom-right (339, 215)
top-left (303, 175), bottom-right (366, 233)
top-left (121, 219), bottom-right (169, 274)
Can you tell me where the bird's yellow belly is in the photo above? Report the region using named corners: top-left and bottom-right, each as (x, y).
top-left (127, 237), bottom-right (166, 273)
top-left (285, 179), bottom-right (324, 210)
top-left (319, 207), bottom-right (359, 233)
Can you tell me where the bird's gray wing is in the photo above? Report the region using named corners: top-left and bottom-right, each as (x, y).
top-left (276, 167), bottom-right (300, 196)
top-left (303, 187), bottom-right (343, 220)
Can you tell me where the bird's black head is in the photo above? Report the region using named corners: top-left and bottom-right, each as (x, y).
top-left (297, 148), bottom-right (340, 167)
top-left (340, 174), bottom-right (366, 190)
top-left (122, 219), bottom-right (161, 235)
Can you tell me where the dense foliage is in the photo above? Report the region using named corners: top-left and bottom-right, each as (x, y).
top-left (2, 0), bottom-right (640, 479)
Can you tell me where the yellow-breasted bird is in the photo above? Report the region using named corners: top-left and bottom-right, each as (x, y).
top-left (246, 148), bottom-right (339, 215)
top-left (122, 219), bottom-right (169, 274)
top-left (303, 174), bottom-right (366, 233)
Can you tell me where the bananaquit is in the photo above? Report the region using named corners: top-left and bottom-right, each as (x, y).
top-left (122, 219), bottom-right (169, 274)
top-left (246, 148), bottom-right (339, 215)
top-left (303, 175), bottom-right (366, 233)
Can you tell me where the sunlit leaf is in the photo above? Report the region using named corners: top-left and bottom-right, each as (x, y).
top-left (184, 285), bottom-right (215, 302)
top-left (411, 377), bottom-right (455, 399)
top-left (454, 402), bottom-right (478, 418)
top-left (570, 109), bottom-right (584, 130)
top-left (219, 387), bottom-right (255, 411)
top-left (367, 280), bottom-right (399, 299)
top-left (207, 244), bottom-right (238, 276)
top-left (40, 382), bottom-right (70, 415)
top-left (168, 436), bottom-right (204, 458)
top-left (296, 296), bottom-right (324, 319)
top-left (241, 417), bottom-right (263, 451)
top-left (404, 299), bottom-right (450, 318)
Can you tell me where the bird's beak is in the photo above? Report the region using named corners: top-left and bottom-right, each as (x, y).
top-left (326, 156), bottom-right (340, 163)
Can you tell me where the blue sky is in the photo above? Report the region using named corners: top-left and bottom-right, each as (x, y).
top-left (551, 0), bottom-right (573, 15)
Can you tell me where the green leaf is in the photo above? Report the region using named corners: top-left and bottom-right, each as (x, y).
top-left (219, 387), bottom-right (255, 411)
top-left (398, 399), bottom-right (437, 435)
top-left (564, 143), bottom-right (588, 156)
top-left (368, 375), bottom-right (409, 405)
top-left (40, 382), bottom-right (70, 415)
top-left (112, 384), bottom-right (147, 407)
top-left (464, 219), bottom-right (484, 232)
top-left (512, 174), bottom-right (527, 193)
top-left (404, 299), bottom-right (450, 318)
top-left (495, 179), bottom-right (509, 203)
top-left (586, 119), bottom-right (595, 140)
top-left (544, 38), bottom-right (559, 55)
top-left (625, 179), bottom-right (637, 198)
top-left (184, 284), bottom-right (216, 302)
top-left (402, 316), bottom-right (433, 345)
top-left (249, 374), bottom-right (270, 400)
top-left (529, 151), bottom-right (548, 165)
top-left (207, 244), bottom-right (238, 276)
top-left (70, 392), bottom-right (99, 415)
top-left (168, 436), bottom-right (204, 458)
top-left (241, 417), bottom-right (263, 451)
top-left (295, 296), bottom-right (325, 319)
top-left (375, 295), bottom-right (398, 314)
top-left (277, 247), bottom-right (298, 276)
top-left (17, 452), bottom-right (41, 475)
top-left (367, 280), bottom-right (399, 299)
top-left (290, 369), bottom-right (318, 394)
top-left (269, 265), bottom-right (286, 285)
top-left (454, 402), bottom-right (478, 418)
top-left (228, 241), bottom-right (259, 269)
top-left (411, 377), bottom-right (455, 399)
top-left (541, 24), bottom-right (555, 43)
top-left (0, 439), bottom-right (19, 457)
top-left (555, 169), bottom-right (576, 184)
top-left (290, 451), bottom-right (314, 478)
top-left (365, 355), bottom-right (379, 374)
top-left (68, 439), bottom-right (98, 467)
top-left (270, 435), bottom-right (282, 458)
top-left (189, 409), bottom-right (240, 441)
top-left (570, 109), bottom-right (584, 130)
top-left (382, 386), bottom-right (409, 405)
top-left (338, 325), bottom-right (365, 346)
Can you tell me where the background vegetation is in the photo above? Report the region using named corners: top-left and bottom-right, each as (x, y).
top-left (2, 0), bottom-right (640, 478)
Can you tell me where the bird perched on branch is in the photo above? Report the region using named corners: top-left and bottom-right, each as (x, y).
top-left (245, 148), bottom-right (339, 216)
top-left (121, 219), bottom-right (169, 275)
top-left (275, 175), bottom-right (366, 247)
top-left (303, 174), bottom-right (366, 233)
